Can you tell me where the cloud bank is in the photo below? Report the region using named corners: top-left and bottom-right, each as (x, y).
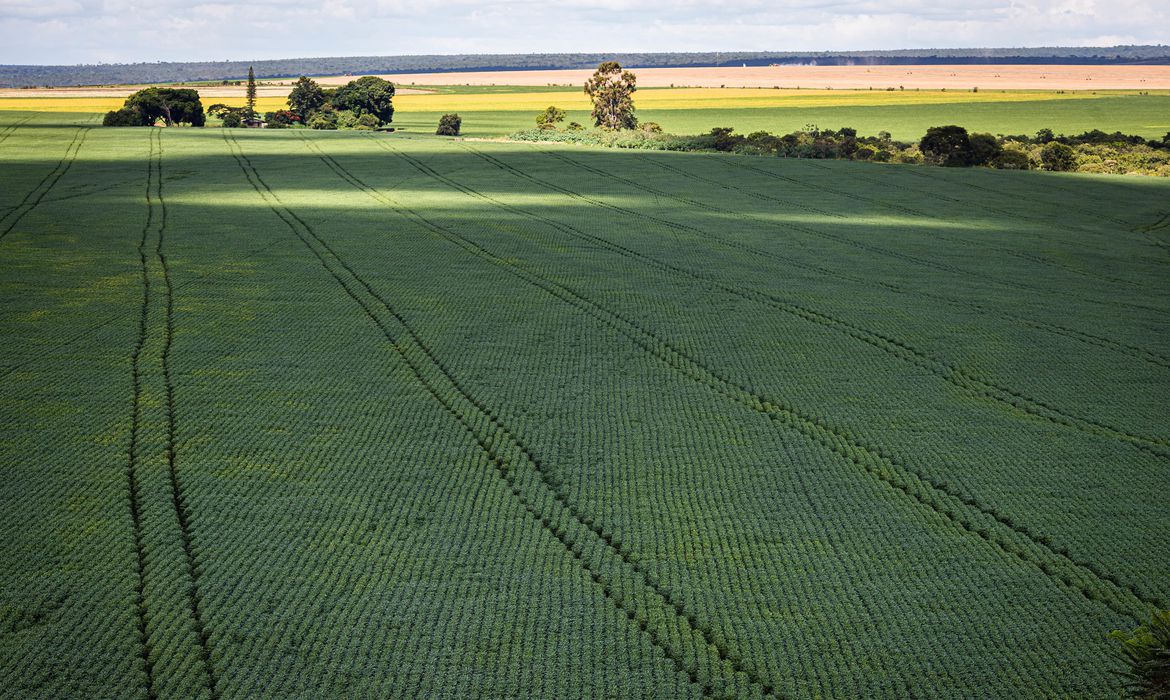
top-left (1, 0), bottom-right (1166, 64)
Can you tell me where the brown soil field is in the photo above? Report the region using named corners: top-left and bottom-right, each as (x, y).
top-left (325, 64), bottom-right (1170, 91)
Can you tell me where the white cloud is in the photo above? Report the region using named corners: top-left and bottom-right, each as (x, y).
top-left (0, 0), bottom-right (1166, 64)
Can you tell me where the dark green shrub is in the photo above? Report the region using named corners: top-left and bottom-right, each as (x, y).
top-left (308, 110), bottom-right (338, 130)
top-left (1041, 142), bottom-right (1077, 171)
top-left (436, 113), bottom-right (462, 136)
top-left (354, 113), bottom-right (380, 130)
top-left (102, 107), bottom-right (146, 127)
top-left (920, 125), bottom-right (974, 166)
top-left (640, 122), bottom-right (663, 133)
top-left (336, 110), bottom-right (359, 129)
top-left (991, 149), bottom-right (1031, 170)
top-left (968, 132), bottom-right (1003, 166)
top-left (264, 110), bottom-right (299, 128)
top-left (1110, 609), bottom-right (1170, 699)
top-left (566, 122), bottom-right (584, 131)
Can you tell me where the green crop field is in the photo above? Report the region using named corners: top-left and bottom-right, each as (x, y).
top-left (1, 110), bottom-right (1169, 699)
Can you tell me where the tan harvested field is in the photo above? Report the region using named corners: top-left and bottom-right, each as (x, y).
top-left (326, 64), bottom-right (1170, 90)
top-left (0, 84), bottom-right (431, 98)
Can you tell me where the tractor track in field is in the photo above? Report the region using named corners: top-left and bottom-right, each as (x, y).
top-left (639, 154), bottom-right (1170, 369)
top-left (702, 154), bottom-right (1170, 317)
top-left (305, 137), bottom-right (1160, 625)
top-left (368, 140), bottom-right (1166, 618)
top-left (129, 129), bottom-right (218, 700)
top-left (798, 159), bottom-right (1160, 288)
top-left (469, 145), bottom-right (1170, 458)
top-left (231, 131), bottom-right (781, 700)
top-left (128, 127), bottom-right (159, 700)
top-left (0, 114), bottom-right (34, 144)
top-left (0, 127), bottom-right (89, 242)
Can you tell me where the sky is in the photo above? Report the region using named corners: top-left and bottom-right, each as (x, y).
top-left (0, 0), bottom-right (1166, 65)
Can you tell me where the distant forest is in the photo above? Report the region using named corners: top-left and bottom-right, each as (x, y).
top-left (3, 46), bottom-right (1169, 88)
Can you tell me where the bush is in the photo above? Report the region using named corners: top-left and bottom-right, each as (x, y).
top-left (1041, 142), bottom-right (1077, 171)
top-left (991, 149), bottom-right (1031, 170)
top-left (640, 122), bottom-right (663, 133)
top-left (920, 125), bottom-right (974, 166)
top-left (336, 110), bottom-right (359, 130)
top-left (264, 110), bottom-right (299, 129)
top-left (103, 107), bottom-right (145, 127)
top-left (968, 132), bottom-right (1002, 166)
top-left (354, 113), bottom-right (380, 130)
top-left (308, 111), bottom-right (338, 130)
top-left (220, 111), bottom-right (244, 128)
top-left (536, 106), bottom-right (566, 128)
top-left (566, 122), bottom-right (584, 131)
top-left (436, 113), bottom-right (462, 136)
top-left (1110, 609), bottom-right (1170, 699)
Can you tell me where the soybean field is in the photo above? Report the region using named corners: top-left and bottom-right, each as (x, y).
top-left (1, 111), bottom-right (1169, 698)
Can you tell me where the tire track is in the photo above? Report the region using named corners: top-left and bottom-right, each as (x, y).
top-left (127, 129), bottom-right (218, 699)
top-left (128, 125), bottom-right (159, 700)
top-left (229, 131), bottom-right (779, 700)
top-left (640, 154), bottom-right (1170, 369)
top-left (0, 114), bottom-right (35, 145)
top-left (702, 153), bottom-right (1170, 317)
top-left (154, 130), bottom-right (219, 700)
top-left (0, 126), bottom-right (90, 242)
top-left (308, 137), bottom-right (1160, 624)
top-left (463, 145), bottom-right (1170, 457)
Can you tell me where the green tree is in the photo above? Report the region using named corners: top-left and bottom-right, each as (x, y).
top-left (245, 66), bottom-right (257, 120)
top-left (287, 76), bottom-right (325, 120)
top-left (1040, 141), bottom-right (1077, 171)
top-left (118, 87), bottom-right (205, 127)
top-left (436, 113), bottom-right (462, 136)
top-left (536, 105), bottom-right (566, 129)
top-left (584, 62), bottom-right (637, 130)
top-left (919, 125), bottom-right (974, 166)
top-left (1110, 609), bottom-right (1170, 699)
top-left (332, 76), bottom-right (395, 124)
top-left (102, 108), bottom-right (146, 127)
top-left (968, 132), bottom-right (1003, 166)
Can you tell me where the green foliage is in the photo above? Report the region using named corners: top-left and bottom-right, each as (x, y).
top-left (2, 116), bottom-right (1170, 699)
top-left (640, 121), bottom-right (663, 133)
top-left (114, 87), bottom-right (205, 127)
top-left (1110, 609), bottom-right (1170, 699)
top-left (968, 132), bottom-right (1003, 166)
top-left (287, 76), bottom-right (326, 119)
top-left (436, 113), bottom-right (462, 136)
top-left (336, 110), bottom-right (359, 130)
top-left (308, 109), bottom-right (338, 130)
top-left (354, 113), bottom-right (380, 130)
top-left (245, 65), bottom-right (257, 120)
top-left (536, 105), bottom-right (566, 128)
top-left (920, 125), bottom-right (974, 166)
top-left (264, 110), bottom-right (299, 129)
top-left (102, 107), bottom-right (146, 127)
top-left (332, 76), bottom-right (395, 124)
top-left (992, 148), bottom-right (1031, 170)
top-left (584, 61), bottom-right (637, 130)
top-left (1041, 141), bottom-right (1078, 171)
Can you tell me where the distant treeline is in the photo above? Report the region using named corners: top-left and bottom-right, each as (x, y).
top-left (3, 46), bottom-right (1170, 87)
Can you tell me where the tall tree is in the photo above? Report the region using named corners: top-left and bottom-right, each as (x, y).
top-left (245, 66), bottom-right (257, 120)
top-left (286, 76), bottom-right (325, 119)
top-left (331, 76), bottom-right (395, 125)
top-left (584, 62), bottom-right (637, 130)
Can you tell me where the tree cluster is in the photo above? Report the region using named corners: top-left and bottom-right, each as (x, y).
top-left (212, 75), bottom-right (396, 130)
top-left (103, 88), bottom-right (205, 127)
